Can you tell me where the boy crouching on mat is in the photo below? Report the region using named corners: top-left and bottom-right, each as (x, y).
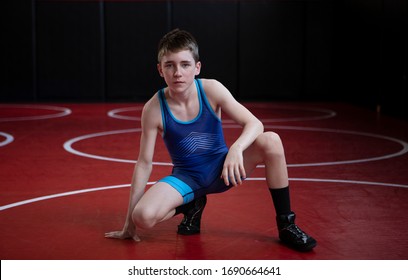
top-left (105, 29), bottom-right (316, 252)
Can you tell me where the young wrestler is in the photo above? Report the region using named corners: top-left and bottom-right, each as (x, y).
top-left (105, 29), bottom-right (316, 251)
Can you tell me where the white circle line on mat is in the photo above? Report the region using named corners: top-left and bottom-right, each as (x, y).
top-left (0, 132), bottom-right (14, 147)
top-left (63, 125), bottom-right (408, 167)
top-left (1, 178), bottom-right (407, 211)
top-left (0, 104), bottom-right (72, 122)
top-left (107, 105), bottom-right (337, 123)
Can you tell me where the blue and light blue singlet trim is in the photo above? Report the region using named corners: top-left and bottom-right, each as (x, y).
top-left (158, 176), bottom-right (195, 204)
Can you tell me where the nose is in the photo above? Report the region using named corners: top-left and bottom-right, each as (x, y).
top-left (173, 66), bottom-right (182, 77)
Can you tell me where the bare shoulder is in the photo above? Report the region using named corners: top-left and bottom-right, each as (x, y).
top-left (200, 78), bottom-right (235, 106)
top-left (200, 78), bottom-right (258, 125)
top-left (200, 78), bottom-right (226, 93)
top-left (141, 92), bottom-right (162, 130)
top-left (143, 92), bottom-right (160, 112)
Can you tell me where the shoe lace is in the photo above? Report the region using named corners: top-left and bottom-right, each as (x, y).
top-left (286, 224), bottom-right (307, 239)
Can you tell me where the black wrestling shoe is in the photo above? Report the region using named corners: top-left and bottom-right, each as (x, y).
top-left (276, 211), bottom-right (317, 252)
top-left (177, 196), bottom-right (207, 235)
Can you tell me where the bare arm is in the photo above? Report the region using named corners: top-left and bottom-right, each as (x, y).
top-left (105, 96), bottom-right (161, 241)
top-left (202, 79), bottom-right (264, 186)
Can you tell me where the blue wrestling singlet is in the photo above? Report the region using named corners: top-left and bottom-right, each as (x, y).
top-left (158, 79), bottom-right (230, 203)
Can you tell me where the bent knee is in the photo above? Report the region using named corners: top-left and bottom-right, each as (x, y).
top-left (261, 131), bottom-right (281, 142)
top-left (256, 131), bottom-right (285, 157)
top-left (259, 131), bottom-right (282, 148)
top-left (132, 206), bottom-right (157, 229)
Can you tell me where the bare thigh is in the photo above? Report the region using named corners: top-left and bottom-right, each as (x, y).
top-left (133, 182), bottom-right (184, 227)
top-left (242, 136), bottom-right (265, 176)
top-left (242, 131), bottom-right (289, 188)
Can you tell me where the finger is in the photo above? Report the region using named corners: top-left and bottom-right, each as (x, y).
top-left (105, 231), bottom-right (127, 239)
top-left (229, 166), bottom-right (237, 185)
top-left (239, 165), bottom-right (246, 180)
top-left (234, 166), bottom-right (242, 185)
top-left (221, 167), bottom-right (230, 186)
top-left (132, 234), bottom-right (141, 242)
top-left (104, 232), bottom-right (118, 238)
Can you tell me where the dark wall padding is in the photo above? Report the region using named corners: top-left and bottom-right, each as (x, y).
top-left (2, 0), bottom-right (407, 118)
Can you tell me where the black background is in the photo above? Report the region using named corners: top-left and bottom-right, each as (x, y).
top-left (2, 0), bottom-right (407, 118)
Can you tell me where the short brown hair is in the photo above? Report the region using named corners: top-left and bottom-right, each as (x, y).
top-left (157, 29), bottom-right (199, 63)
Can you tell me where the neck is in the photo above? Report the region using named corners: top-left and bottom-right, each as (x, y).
top-left (166, 81), bottom-right (197, 105)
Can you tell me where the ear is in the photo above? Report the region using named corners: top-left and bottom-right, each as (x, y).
top-left (157, 63), bottom-right (164, 77)
top-left (195, 61), bottom-right (201, 76)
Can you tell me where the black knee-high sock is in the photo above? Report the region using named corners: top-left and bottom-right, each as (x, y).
top-left (269, 186), bottom-right (291, 216)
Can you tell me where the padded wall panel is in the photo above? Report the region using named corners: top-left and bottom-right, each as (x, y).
top-left (239, 1), bottom-right (304, 99)
top-left (105, 2), bottom-right (168, 101)
top-left (2, 1), bottom-right (34, 101)
top-left (36, 2), bottom-right (102, 100)
top-left (172, 1), bottom-right (239, 97)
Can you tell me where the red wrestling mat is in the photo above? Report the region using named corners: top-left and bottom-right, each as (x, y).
top-left (1, 102), bottom-right (407, 260)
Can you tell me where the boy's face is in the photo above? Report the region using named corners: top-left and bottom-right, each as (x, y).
top-left (157, 49), bottom-right (201, 92)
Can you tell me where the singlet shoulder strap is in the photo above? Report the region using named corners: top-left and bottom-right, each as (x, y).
top-left (196, 79), bottom-right (221, 121)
